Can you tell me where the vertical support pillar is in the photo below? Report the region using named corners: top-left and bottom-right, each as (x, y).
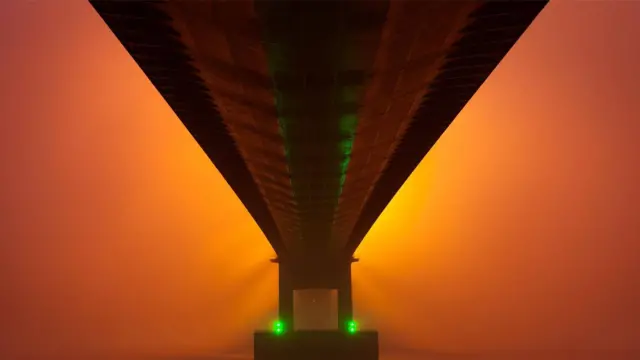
top-left (278, 263), bottom-right (294, 330)
top-left (337, 262), bottom-right (353, 329)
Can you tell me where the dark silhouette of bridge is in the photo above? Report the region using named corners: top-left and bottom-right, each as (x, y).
top-left (89, 1), bottom-right (547, 358)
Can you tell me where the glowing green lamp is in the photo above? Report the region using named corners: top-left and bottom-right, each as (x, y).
top-left (346, 320), bottom-right (358, 334)
top-left (272, 320), bottom-right (285, 335)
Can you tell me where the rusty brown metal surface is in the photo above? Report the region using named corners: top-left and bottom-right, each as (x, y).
top-left (252, 0), bottom-right (390, 256)
top-left (343, 2), bottom-right (549, 254)
top-left (88, 0), bottom-right (548, 261)
top-left (332, 1), bottom-right (480, 249)
top-left (161, 1), bottom-right (300, 250)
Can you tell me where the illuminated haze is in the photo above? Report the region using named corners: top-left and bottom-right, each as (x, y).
top-left (1, 0), bottom-right (639, 358)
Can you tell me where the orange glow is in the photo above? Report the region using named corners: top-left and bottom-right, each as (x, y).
top-left (353, 1), bottom-right (640, 352)
top-left (2, 0), bottom-right (640, 359)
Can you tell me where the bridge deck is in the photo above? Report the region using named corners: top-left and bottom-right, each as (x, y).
top-left (89, 0), bottom-right (547, 259)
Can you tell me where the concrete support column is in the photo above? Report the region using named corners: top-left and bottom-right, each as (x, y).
top-left (278, 263), bottom-right (294, 330)
top-left (278, 255), bottom-right (355, 331)
top-left (337, 263), bottom-right (353, 328)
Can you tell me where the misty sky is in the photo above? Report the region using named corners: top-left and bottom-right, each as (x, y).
top-left (1, 0), bottom-right (639, 359)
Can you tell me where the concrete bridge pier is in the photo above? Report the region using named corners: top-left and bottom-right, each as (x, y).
top-left (337, 262), bottom-right (354, 329)
top-left (256, 255), bottom-right (378, 360)
top-left (277, 261), bottom-right (295, 331)
top-left (274, 255), bottom-right (355, 331)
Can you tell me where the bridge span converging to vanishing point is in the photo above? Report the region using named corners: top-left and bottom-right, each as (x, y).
top-left (89, 1), bottom-right (547, 358)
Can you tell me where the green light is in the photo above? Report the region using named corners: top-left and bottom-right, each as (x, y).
top-left (272, 320), bottom-right (285, 335)
top-left (346, 320), bottom-right (358, 334)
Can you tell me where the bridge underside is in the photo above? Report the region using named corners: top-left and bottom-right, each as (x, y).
top-left (89, 0), bottom-right (547, 349)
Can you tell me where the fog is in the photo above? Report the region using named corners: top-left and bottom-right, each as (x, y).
top-left (1, 1), bottom-right (639, 359)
